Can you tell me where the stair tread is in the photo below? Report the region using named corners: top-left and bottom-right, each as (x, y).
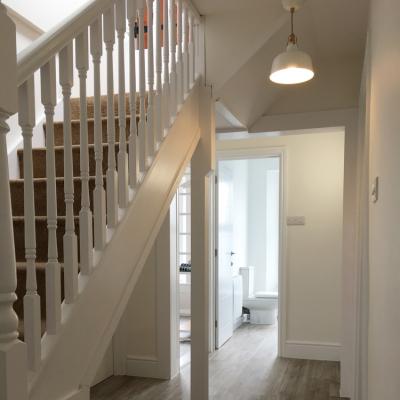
top-left (10, 175), bottom-right (105, 184)
top-left (52, 114), bottom-right (139, 126)
top-left (18, 141), bottom-right (124, 154)
top-left (13, 215), bottom-right (82, 221)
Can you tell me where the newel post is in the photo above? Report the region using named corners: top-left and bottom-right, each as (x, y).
top-left (0, 3), bottom-right (28, 399)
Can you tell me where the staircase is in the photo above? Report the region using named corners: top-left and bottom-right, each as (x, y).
top-left (0, 1), bottom-right (206, 399)
top-left (11, 94), bottom-right (139, 339)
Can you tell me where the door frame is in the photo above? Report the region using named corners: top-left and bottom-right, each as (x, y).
top-left (214, 146), bottom-right (287, 356)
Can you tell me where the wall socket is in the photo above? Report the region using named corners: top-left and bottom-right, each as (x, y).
top-left (287, 216), bottom-right (306, 226)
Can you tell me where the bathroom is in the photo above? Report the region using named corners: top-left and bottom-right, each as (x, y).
top-left (216, 155), bottom-right (281, 348)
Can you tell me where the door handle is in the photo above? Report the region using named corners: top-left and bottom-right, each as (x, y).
top-left (230, 251), bottom-right (236, 256)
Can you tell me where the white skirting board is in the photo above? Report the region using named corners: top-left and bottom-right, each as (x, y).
top-left (125, 356), bottom-right (168, 379)
top-left (284, 341), bottom-right (341, 362)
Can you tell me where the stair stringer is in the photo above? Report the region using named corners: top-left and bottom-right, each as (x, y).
top-left (28, 82), bottom-right (201, 400)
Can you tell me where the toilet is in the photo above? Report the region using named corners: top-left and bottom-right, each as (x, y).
top-left (239, 266), bottom-right (278, 325)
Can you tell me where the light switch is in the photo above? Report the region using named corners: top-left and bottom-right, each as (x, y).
top-left (287, 216), bottom-right (305, 226)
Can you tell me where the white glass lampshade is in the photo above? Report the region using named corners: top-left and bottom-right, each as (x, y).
top-left (270, 43), bottom-right (314, 84)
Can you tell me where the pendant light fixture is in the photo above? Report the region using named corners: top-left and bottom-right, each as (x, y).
top-left (269, 0), bottom-right (314, 85)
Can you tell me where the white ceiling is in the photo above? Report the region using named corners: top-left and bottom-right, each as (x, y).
top-left (193, 0), bottom-right (369, 131)
top-left (194, 0), bottom-right (279, 16)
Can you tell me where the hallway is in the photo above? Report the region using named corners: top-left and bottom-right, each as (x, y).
top-left (91, 324), bottom-right (341, 399)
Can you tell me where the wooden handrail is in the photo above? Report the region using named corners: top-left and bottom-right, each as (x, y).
top-left (16, 0), bottom-right (115, 86)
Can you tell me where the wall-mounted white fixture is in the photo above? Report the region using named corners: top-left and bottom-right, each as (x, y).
top-left (269, 0), bottom-right (314, 85)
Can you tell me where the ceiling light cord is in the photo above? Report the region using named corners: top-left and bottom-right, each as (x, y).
top-left (288, 7), bottom-right (297, 45)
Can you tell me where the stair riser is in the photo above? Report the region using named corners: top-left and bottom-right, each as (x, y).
top-left (50, 116), bottom-right (138, 146)
top-left (10, 178), bottom-right (105, 217)
top-left (13, 218), bottom-right (83, 263)
top-left (18, 144), bottom-right (127, 179)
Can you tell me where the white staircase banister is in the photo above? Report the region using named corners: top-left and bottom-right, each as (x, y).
top-left (0, 0), bottom-right (204, 397)
top-left (16, 0), bottom-right (117, 86)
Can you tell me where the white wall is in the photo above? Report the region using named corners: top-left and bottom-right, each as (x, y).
top-left (217, 130), bottom-right (345, 360)
top-left (218, 157), bottom-right (279, 294)
top-left (114, 207), bottom-right (179, 380)
top-left (367, 1), bottom-right (400, 398)
top-left (247, 157), bottom-right (279, 294)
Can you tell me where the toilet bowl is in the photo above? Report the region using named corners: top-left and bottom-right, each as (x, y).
top-left (239, 266), bottom-right (278, 325)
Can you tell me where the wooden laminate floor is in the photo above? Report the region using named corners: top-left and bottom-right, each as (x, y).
top-left (91, 324), bottom-right (342, 400)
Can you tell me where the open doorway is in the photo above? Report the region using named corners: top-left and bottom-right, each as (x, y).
top-left (215, 152), bottom-right (283, 353)
top-left (177, 167), bottom-right (192, 368)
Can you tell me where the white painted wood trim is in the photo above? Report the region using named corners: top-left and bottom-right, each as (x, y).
top-left (60, 387), bottom-right (90, 400)
top-left (205, 171), bottom-right (216, 354)
top-left (27, 81), bottom-right (201, 400)
top-left (284, 341), bottom-right (341, 362)
top-left (190, 84), bottom-right (214, 400)
top-left (215, 100), bottom-right (246, 132)
top-left (17, 0), bottom-right (117, 85)
top-left (250, 108), bottom-right (357, 134)
top-left (125, 356), bottom-right (166, 379)
top-left (5, 5), bottom-right (44, 38)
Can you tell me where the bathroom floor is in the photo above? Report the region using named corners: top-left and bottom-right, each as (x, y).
top-left (92, 323), bottom-right (342, 399)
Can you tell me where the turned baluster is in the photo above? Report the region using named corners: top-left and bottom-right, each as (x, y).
top-left (127, 0), bottom-right (139, 189)
top-left (162, 0), bottom-right (170, 133)
top-left (0, 5), bottom-right (28, 396)
top-left (0, 107), bottom-right (28, 398)
top-left (59, 44), bottom-right (79, 303)
top-left (116, 0), bottom-right (129, 208)
top-left (76, 29), bottom-right (93, 275)
top-left (153, 0), bottom-right (163, 146)
top-left (176, 0), bottom-right (183, 108)
top-left (0, 8), bottom-right (29, 396)
top-left (19, 77), bottom-right (41, 371)
top-left (189, 13), bottom-right (195, 87)
top-left (40, 58), bottom-right (61, 334)
top-left (137, 0), bottom-right (147, 174)
top-left (146, 0), bottom-right (155, 164)
top-left (169, 0), bottom-right (177, 118)
top-left (183, 3), bottom-right (189, 96)
top-left (194, 18), bottom-right (200, 79)
top-left (104, 7), bottom-right (119, 227)
top-left (90, 18), bottom-right (107, 251)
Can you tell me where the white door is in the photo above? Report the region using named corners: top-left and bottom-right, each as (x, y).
top-left (216, 163), bottom-right (234, 348)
